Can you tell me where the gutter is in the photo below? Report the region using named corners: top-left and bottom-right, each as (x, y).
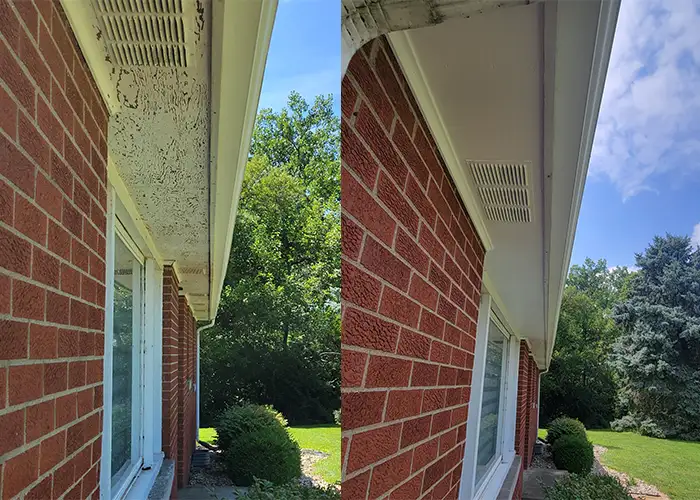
top-left (195, 319), bottom-right (216, 441)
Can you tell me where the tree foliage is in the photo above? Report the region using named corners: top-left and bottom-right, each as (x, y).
top-left (201, 92), bottom-right (340, 426)
top-left (541, 259), bottom-right (631, 428)
top-left (612, 235), bottom-right (700, 440)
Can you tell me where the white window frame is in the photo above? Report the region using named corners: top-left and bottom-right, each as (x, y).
top-left (458, 293), bottom-right (520, 500)
top-left (102, 186), bottom-right (165, 500)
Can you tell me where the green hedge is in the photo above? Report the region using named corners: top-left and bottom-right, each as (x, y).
top-left (545, 474), bottom-right (633, 500)
top-left (216, 405), bottom-right (301, 486)
top-left (239, 479), bottom-right (341, 500)
top-left (552, 434), bottom-right (594, 474)
top-left (546, 417), bottom-right (587, 445)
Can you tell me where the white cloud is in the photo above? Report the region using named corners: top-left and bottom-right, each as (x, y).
top-left (590, 0), bottom-right (700, 199)
top-left (691, 222), bottom-right (700, 247)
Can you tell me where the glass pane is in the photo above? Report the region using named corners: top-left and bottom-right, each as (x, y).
top-left (475, 320), bottom-right (506, 486)
top-left (111, 237), bottom-right (138, 487)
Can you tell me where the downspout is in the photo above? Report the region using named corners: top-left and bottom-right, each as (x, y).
top-left (195, 319), bottom-right (216, 441)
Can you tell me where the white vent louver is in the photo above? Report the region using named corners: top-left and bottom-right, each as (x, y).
top-left (94, 0), bottom-right (194, 68)
top-left (468, 161), bottom-right (532, 223)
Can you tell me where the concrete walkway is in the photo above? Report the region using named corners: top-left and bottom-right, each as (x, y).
top-left (177, 486), bottom-right (248, 500)
top-left (522, 469), bottom-right (569, 500)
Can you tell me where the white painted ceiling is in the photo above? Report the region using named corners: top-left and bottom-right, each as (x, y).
top-left (405, 4), bottom-right (548, 351)
top-left (92, 0), bottom-right (212, 316)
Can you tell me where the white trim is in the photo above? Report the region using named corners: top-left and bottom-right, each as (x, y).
top-left (387, 31), bottom-right (493, 253)
top-left (125, 453), bottom-right (164, 500)
top-left (58, 0), bottom-right (120, 115)
top-left (208, 0), bottom-right (277, 320)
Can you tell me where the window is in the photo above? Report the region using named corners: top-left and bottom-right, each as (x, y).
top-left (110, 232), bottom-right (145, 494)
top-left (459, 293), bottom-right (518, 500)
top-left (475, 319), bottom-right (508, 486)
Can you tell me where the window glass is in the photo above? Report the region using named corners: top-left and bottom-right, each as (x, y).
top-left (475, 319), bottom-right (507, 486)
top-left (111, 236), bottom-right (142, 488)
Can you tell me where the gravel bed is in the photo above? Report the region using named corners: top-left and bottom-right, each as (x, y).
top-left (593, 445), bottom-right (670, 500)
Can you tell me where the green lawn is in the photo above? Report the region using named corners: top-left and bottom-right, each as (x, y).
top-left (199, 425), bottom-right (341, 484)
top-left (539, 428), bottom-right (700, 500)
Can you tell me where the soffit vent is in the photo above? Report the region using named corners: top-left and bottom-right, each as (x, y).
top-left (94, 0), bottom-right (195, 68)
top-left (468, 161), bottom-right (532, 223)
top-left (179, 266), bottom-right (207, 275)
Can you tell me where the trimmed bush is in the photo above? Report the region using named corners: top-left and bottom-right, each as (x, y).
top-left (333, 409), bottom-right (341, 425)
top-left (546, 417), bottom-right (587, 445)
top-left (216, 405), bottom-right (301, 486)
top-left (239, 479), bottom-right (341, 500)
top-left (552, 435), bottom-right (594, 474)
top-left (611, 414), bottom-right (637, 433)
top-left (545, 474), bottom-right (633, 500)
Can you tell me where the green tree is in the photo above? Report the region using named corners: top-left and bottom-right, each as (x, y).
top-left (201, 93), bottom-right (340, 425)
top-left (612, 235), bottom-right (700, 440)
top-left (541, 259), bottom-right (630, 428)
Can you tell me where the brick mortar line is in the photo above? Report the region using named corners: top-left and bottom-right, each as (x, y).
top-left (341, 401), bottom-right (468, 437)
top-left (1, 7), bottom-right (108, 162)
top-left (0, 404), bottom-right (102, 464)
top-left (341, 206), bottom-right (480, 313)
top-left (0, 379), bottom-right (102, 417)
top-left (341, 301), bottom-right (477, 356)
top-left (0, 354), bottom-right (103, 368)
top-left (378, 455), bottom-right (463, 500)
top-left (342, 383), bottom-right (471, 395)
top-left (341, 254), bottom-right (478, 342)
top-left (341, 344), bottom-right (474, 375)
top-left (345, 428), bottom-right (466, 484)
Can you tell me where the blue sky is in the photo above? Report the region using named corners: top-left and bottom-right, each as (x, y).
top-left (257, 0), bottom-right (340, 113)
top-left (573, 0), bottom-right (700, 269)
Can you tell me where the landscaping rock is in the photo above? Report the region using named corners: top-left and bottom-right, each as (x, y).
top-left (593, 446), bottom-right (670, 500)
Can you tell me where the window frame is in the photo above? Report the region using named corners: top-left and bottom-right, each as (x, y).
top-left (458, 293), bottom-right (520, 500)
top-left (101, 185), bottom-right (165, 500)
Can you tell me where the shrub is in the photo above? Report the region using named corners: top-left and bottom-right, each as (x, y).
top-left (552, 434), bottom-right (594, 474)
top-left (546, 417), bottom-right (587, 445)
top-left (545, 474), bottom-right (633, 500)
top-left (611, 414), bottom-right (637, 433)
top-left (333, 409), bottom-right (341, 425)
top-left (239, 479), bottom-right (341, 500)
top-left (639, 418), bottom-right (666, 439)
top-left (216, 404), bottom-right (301, 486)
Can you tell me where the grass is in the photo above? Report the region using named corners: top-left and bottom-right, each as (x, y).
top-left (539, 428), bottom-right (700, 499)
top-left (199, 425), bottom-right (341, 484)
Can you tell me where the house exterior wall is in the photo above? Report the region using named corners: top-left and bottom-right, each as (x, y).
top-left (0, 0), bottom-right (108, 498)
top-left (162, 267), bottom-right (180, 483)
top-left (177, 295), bottom-right (197, 488)
top-left (341, 37), bottom-right (486, 499)
top-left (513, 341), bottom-right (540, 499)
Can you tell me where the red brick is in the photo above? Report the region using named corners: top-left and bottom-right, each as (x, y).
top-left (69, 298), bottom-right (87, 328)
top-left (53, 455), bottom-right (75, 496)
top-left (26, 399), bottom-right (54, 442)
top-left (341, 349), bottom-right (367, 388)
top-left (0, 36), bottom-right (35, 115)
top-left (0, 408), bottom-right (24, 455)
top-left (343, 470), bottom-right (370, 499)
top-left (342, 121), bottom-right (379, 189)
top-left (342, 390), bottom-right (386, 430)
top-left (32, 246), bottom-right (59, 288)
top-left (385, 389), bottom-right (422, 421)
top-left (376, 47), bottom-right (415, 134)
top-left (411, 361), bottom-right (439, 387)
top-left (431, 409), bottom-right (452, 435)
top-left (419, 309), bottom-right (445, 340)
top-left (429, 261), bottom-right (450, 296)
top-left (0, 178), bottom-right (13, 226)
top-left (439, 428), bottom-right (458, 455)
top-left (2, 445), bottom-right (39, 498)
top-left (342, 307), bottom-right (399, 353)
top-left (400, 414), bottom-right (431, 448)
top-left (68, 360), bottom-right (86, 388)
top-left (0, 225), bottom-right (32, 276)
top-left (12, 279), bottom-right (45, 320)
top-left (40, 430), bottom-right (66, 473)
top-left (0, 133), bottom-right (36, 196)
top-left (56, 391), bottom-right (77, 427)
top-left (377, 170), bottom-right (419, 235)
top-left (0, 318), bottom-right (29, 359)
top-left (419, 223), bottom-right (445, 265)
top-left (341, 75), bottom-right (358, 119)
top-left (365, 354), bottom-right (412, 389)
top-left (35, 170), bottom-right (62, 220)
top-left (0, 273), bottom-right (9, 314)
top-left (44, 361), bottom-right (68, 395)
top-left (18, 113), bottom-right (50, 170)
top-left (411, 437), bottom-right (439, 473)
top-left (26, 474), bottom-right (53, 500)
top-left (14, 195), bottom-right (47, 245)
top-left (390, 472), bottom-right (423, 499)
top-left (408, 273), bottom-right (438, 311)
top-left (423, 457), bottom-right (445, 492)
top-left (342, 261), bottom-right (382, 312)
top-left (437, 295), bottom-right (457, 324)
top-left (341, 215), bottom-right (364, 261)
top-left (395, 228), bottom-right (429, 277)
top-left (48, 219), bottom-right (71, 259)
top-left (0, 84), bottom-right (17, 139)
top-left (347, 423), bottom-right (402, 472)
top-left (396, 328), bottom-right (431, 360)
top-left (30, 323), bottom-right (57, 359)
top-left (349, 52), bottom-right (393, 130)
top-left (379, 287), bottom-right (420, 328)
top-left (61, 262), bottom-right (81, 296)
top-left (9, 363), bottom-right (43, 405)
top-left (85, 359), bottom-right (102, 384)
top-left (46, 290), bottom-right (69, 324)
top-left (342, 168), bottom-right (395, 247)
top-left (355, 103), bottom-right (407, 186)
top-left (37, 95), bottom-right (63, 152)
top-left (361, 236), bottom-right (410, 291)
top-left (422, 388), bottom-right (447, 413)
top-left (49, 149), bottom-right (73, 196)
top-left (430, 340), bottom-right (451, 365)
top-left (369, 449), bottom-right (412, 498)
top-left (62, 198), bottom-right (82, 237)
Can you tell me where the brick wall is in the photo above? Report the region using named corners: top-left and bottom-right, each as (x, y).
top-left (177, 295), bottom-right (196, 488)
top-left (162, 267), bottom-right (179, 478)
top-left (0, 0), bottom-right (108, 497)
top-left (513, 341), bottom-right (540, 498)
top-left (341, 37), bottom-right (486, 500)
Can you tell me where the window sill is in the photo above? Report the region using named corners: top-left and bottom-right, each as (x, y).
top-left (472, 453), bottom-right (516, 500)
top-left (496, 455), bottom-right (521, 500)
top-left (123, 454), bottom-right (170, 500)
